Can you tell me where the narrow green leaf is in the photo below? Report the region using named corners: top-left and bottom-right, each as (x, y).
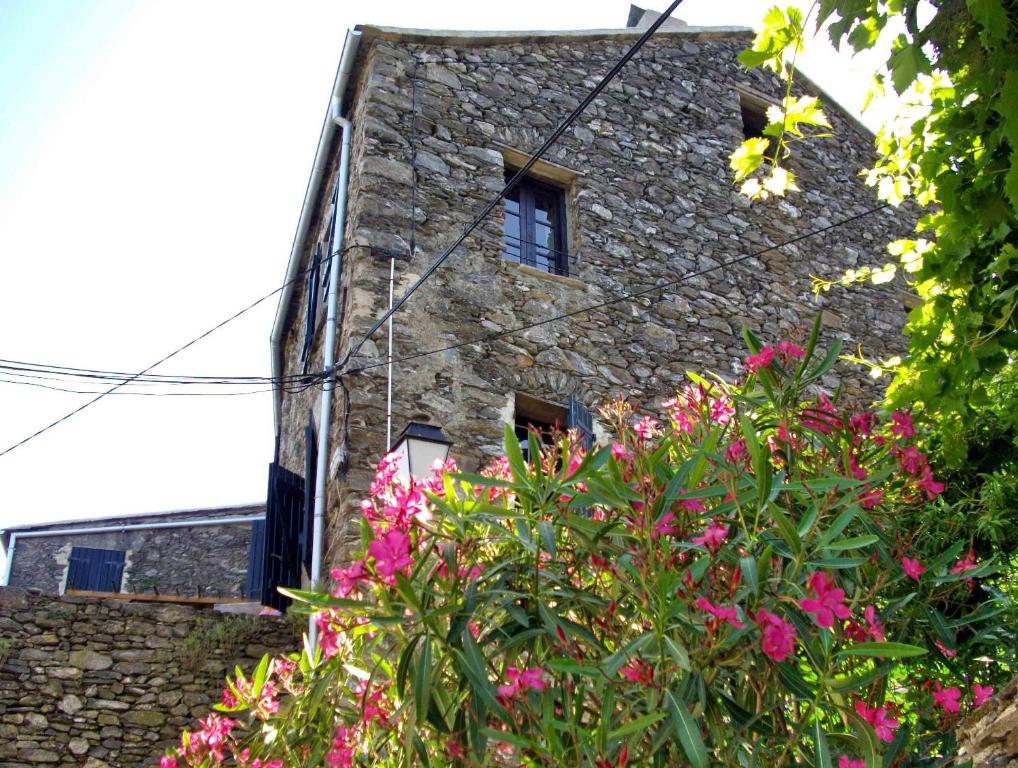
top-left (414, 636), bottom-right (433, 721)
top-left (824, 535), bottom-right (879, 551)
top-left (665, 691), bottom-right (709, 768)
top-left (608, 712), bottom-right (668, 741)
top-left (812, 719), bottom-right (834, 768)
top-left (836, 641), bottom-right (927, 659)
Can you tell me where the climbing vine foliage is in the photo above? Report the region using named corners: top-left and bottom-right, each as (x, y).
top-left (731, 1), bottom-right (1018, 464)
top-left (162, 329), bottom-right (1003, 767)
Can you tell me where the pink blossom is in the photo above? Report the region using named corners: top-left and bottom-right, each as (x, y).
top-left (755, 609), bottom-right (795, 662)
top-left (890, 410), bottom-right (916, 439)
top-left (932, 684), bottom-right (962, 713)
top-left (331, 559), bottom-right (368, 597)
top-left (315, 611), bottom-right (342, 659)
top-left (355, 681), bottom-right (390, 725)
top-left (859, 487), bottom-right (884, 509)
top-left (863, 605), bottom-right (885, 642)
top-left (325, 725), bottom-right (356, 768)
top-left (776, 340), bottom-right (806, 360)
top-left (696, 596), bottom-right (746, 629)
top-left (497, 666), bottom-right (547, 700)
top-left (744, 346), bottom-right (776, 374)
top-left (799, 571), bottom-right (851, 629)
top-left (619, 658), bottom-right (654, 685)
top-left (849, 410), bottom-right (878, 437)
top-left (633, 416), bottom-right (659, 441)
top-left (973, 684), bottom-right (994, 707)
top-left (854, 701), bottom-right (899, 742)
top-left (934, 639), bottom-right (958, 658)
top-left (950, 551), bottom-right (978, 575)
top-left (691, 521), bottom-right (728, 552)
top-left (709, 395), bottom-right (735, 425)
top-left (916, 465), bottom-right (945, 499)
top-left (896, 445), bottom-right (925, 474)
top-left (367, 529), bottom-right (414, 585)
top-left (724, 439), bottom-right (748, 465)
top-left (611, 442), bottom-right (633, 462)
top-left (839, 757), bottom-right (865, 768)
top-left (848, 455), bottom-right (868, 481)
top-left (901, 556), bottom-right (925, 581)
top-left (801, 395), bottom-right (841, 435)
top-left (160, 758), bottom-right (178, 768)
top-left (651, 511), bottom-right (682, 540)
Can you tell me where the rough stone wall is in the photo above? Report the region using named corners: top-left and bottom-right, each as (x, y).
top-left (277, 28), bottom-right (914, 567)
top-left (7, 507), bottom-right (261, 598)
top-left (956, 676), bottom-right (1018, 766)
top-left (0, 589), bottom-right (298, 768)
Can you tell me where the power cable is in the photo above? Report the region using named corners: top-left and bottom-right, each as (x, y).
top-left (339, 0), bottom-right (688, 370)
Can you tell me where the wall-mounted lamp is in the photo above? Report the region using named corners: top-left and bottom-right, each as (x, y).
top-left (391, 422), bottom-right (453, 484)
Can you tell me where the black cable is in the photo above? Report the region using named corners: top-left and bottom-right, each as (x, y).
top-left (335, 203), bottom-right (890, 378)
top-left (339, 0), bottom-right (687, 369)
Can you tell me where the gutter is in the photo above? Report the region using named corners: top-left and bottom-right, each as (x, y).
top-left (1, 514), bottom-right (262, 587)
top-left (270, 29), bottom-right (362, 432)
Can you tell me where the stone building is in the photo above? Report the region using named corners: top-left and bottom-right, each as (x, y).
top-left (267, 7), bottom-right (913, 585)
top-left (1, 504), bottom-right (264, 600)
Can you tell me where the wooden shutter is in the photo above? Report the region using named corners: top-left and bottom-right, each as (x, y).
top-left (262, 462), bottom-right (305, 610)
top-left (67, 547), bottom-right (125, 593)
top-left (301, 244), bottom-right (322, 366)
top-left (244, 520), bottom-right (266, 600)
top-left (568, 395), bottom-right (595, 451)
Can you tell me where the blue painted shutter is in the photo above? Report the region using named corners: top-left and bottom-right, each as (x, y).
top-left (67, 547), bottom-right (125, 593)
top-left (301, 414), bottom-right (317, 575)
top-left (244, 520), bottom-right (266, 600)
top-left (301, 244), bottom-right (322, 366)
top-left (568, 395), bottom-right (594, 451)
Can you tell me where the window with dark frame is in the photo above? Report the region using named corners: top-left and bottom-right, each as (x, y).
top-left (513, 393), bottom-right (595, 461)
top-left (502, 171), bottom-right (568, 276)
top-left (66, 546), bottom-right (125, 593)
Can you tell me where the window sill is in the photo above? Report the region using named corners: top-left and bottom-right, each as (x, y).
top-left (501, 260), bottom-right (585, 289)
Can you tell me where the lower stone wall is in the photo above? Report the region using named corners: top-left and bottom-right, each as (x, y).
top-left (0, 589), bottom-right (299, 768)
top-left (957, 676), bottom-right (1018, 767)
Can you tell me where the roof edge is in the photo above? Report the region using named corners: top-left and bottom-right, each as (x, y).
top-left (1, 503), bottom-right (265, 535)
top-left (352, 23), bottom-right (753, 48)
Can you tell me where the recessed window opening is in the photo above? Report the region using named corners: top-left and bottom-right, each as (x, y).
top-left (66, 546), bottom-right (125, 593)
top-left (514, 393), bottom-right (568, 461)
top-left (739, 91), bottom-right (779, 161)
top-left (503, 171), bottom-right (568, 277)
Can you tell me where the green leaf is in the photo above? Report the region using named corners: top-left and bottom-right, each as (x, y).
top-left (812, 719), bottom-right (834, 768)
top-left (665, 691), bottom-right (709, 768)
top-left (730, 137), bottom-right (771, 181)
top-left (503, 423), bottom-right (529, 482)
top-left (767, 502), bottom-right (803, 555)
top-left (888, 38), bottom-right (929, 94)
top-left (836, 641), bottom-right (927, 659)
top-left (250, 653), bottom-right (270, 699)
top-left (966, 0), bottom-right (1009, 42)
top-left (824, 535), bottom-right (879, 551)
top-left (414, 636), bottom-right (433, 721)
top-left (608, 712), bottom-right (668, 741)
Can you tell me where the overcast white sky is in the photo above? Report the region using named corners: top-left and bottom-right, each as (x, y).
top-left (0, 1), bottom-right (897, 551)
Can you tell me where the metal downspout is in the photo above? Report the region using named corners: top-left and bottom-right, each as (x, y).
top-left (1, 534), bottom-right (15, 587)
top-left (309, 115), bottom-right (352, 647)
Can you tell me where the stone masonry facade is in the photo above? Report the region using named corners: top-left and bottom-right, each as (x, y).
top-left (6, 506), bottom-right (261, 599)
top-left (0, 589), bottom-right (298, 768)
top-left (276, 24), bottom-right (914, 568)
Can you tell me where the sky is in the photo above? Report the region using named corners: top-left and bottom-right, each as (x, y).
top-left (0, 1), bottom-right (901, 548)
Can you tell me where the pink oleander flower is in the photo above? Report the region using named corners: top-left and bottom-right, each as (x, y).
top-left (848, 455), bottom-right (868, 481)
top-left (634, 416), bottom-right (660, 441)
top-left (755, 609), bottom-right (795, 662)
top-left (839, 757), bottom-right (865, 768)
top-left (354, 680), bottom-right (390, 726)
top-left (890, 410), bottom-right (916, 439)
top-left (802, 394), bottom-right (841, 435)
top-left (932, 684), bottom-right (962, 713)
top-left (691, 521), bottom-right (728, 552)
top-left (849, 410), bottom-right (878, 437)
top-left (799, 571), bottom-right (851, 629)
top-left (315, 611), bottom-right (342, 659)
top-left (611, 442), bottom-right (633, 462)
top-left (934, 639), bottom-right (958, 658)
top-left (367, 529), bottom-right (414, 585)
top-left (864, 605), bottom-right (885, 641)
top-left (619, 658), bottom-right (654, 685)
top-left (744, 345), bottom-right (776, 374)
top-left (709, 395), bottom-right (735, 425)
top-left (916, 464), bottom-right (945, 499)
top-left (696, 597), bottom-right (746, 629)
top-left (651, 511), bottom-right (681, 540)
top-left (896, 444), bottom-right (925, 474)
top-left (901, 556), bottom-right (925, 581)
top-left (724, 438), bottom-right (748, 465)
top-left (950, 551), bottom-right (978, 575)
top-left (776, 340), bottom-right (805, 360)
top-left (325, 725), bottom-right (356, 768)
top-left (160, 757), bottom-right (177, 768)
top-left (854, 701), bottom-right (899, 742)
top-left (497, 666), bottom-right (547, 700)
top-left (331, 559), bottom-right (368, 598)
top-left (858, 487), bottom-right (884, 509)
top-left (973, 684), bottom-right (994, 707)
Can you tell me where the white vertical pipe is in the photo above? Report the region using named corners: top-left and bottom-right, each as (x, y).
top-left (1, 533), bottom-right (16, 587)
top-left (309, 115), bottom-right (353, 647)
top-left (385, 254), bottom-right (395, 450)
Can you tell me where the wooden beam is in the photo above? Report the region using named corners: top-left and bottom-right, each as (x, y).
top-left (64, 590), bottom-right (254, 606)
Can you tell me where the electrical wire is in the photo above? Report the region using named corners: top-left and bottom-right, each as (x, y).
top-left (339, 0), bottom-right (688, 370)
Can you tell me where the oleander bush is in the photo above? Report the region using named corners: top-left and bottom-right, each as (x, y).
top-left (161, 324), bottom-right (1009, 767)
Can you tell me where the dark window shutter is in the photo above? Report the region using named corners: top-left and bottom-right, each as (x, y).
top-left (244, 519), bottom-right (266, 600)
top-left (322, 185), bottom-right (339, 293)
top-left (262, 462), bottom-right (305, 610)
top-left (301, 414), bottom-right (317, 576)
top-left (568, 395), bottom-right (595, 451)
top-left (301, 244), bottom-right (322, 366)
top-left (67, 547), bottom-right (125, 593)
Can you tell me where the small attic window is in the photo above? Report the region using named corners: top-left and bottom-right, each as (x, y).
top-left (739, 90), bottom-right (778, 160)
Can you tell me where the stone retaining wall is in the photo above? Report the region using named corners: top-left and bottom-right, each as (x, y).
top-left (0, 589), bottom-right (299, 767)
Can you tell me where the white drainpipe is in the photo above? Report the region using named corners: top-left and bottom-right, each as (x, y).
top-left (309, 114), bottom-right (352, 646)
top-left (1, 514), bottom-right (263, 587)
